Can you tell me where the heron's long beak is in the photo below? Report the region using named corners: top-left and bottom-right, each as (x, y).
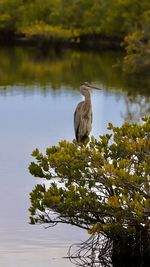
top-left (88, 84), bottom-right (102, 90)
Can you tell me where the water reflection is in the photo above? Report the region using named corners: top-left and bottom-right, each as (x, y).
top-left (0, 46), bottom-right (149, 97)
top-left (0, 46), bottom-right (149, 123)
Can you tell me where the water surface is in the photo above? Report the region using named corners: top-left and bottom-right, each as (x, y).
top-left (0, 46), bottom-right (149, 267)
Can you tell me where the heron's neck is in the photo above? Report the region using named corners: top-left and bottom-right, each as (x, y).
top-left (84, 93), bottom-right (91, 104)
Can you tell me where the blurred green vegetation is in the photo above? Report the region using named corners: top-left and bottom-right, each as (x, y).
top-left (0, 0), bottom-right (149, 73)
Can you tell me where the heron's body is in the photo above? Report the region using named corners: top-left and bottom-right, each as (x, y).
top-left (74, 93), bottom-right (92, 142)
top-left (74, 82), bottom-right (101, 142)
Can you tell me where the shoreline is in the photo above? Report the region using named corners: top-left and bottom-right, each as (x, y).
top-left (0, 33), bottom-right (122, 51)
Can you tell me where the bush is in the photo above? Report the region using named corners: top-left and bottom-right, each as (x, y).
top-left (122, 10), bottom-right (150, 73)
top-left (22, 21), bottom-right (79, 43)
top-left (29, 117), bottom-right (150, 263)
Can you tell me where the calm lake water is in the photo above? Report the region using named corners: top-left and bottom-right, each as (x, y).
top-left (0, 46), bottom-right (149, 267)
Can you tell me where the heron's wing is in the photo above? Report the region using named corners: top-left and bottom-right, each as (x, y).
top-left (74, 101), bottom-right (83, 141)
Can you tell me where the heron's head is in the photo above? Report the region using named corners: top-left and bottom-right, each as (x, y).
top-left (80, 82), bottom-right (101, 96)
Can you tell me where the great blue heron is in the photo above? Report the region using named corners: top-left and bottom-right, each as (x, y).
top-left (74, 82), bottom-right (101, 142)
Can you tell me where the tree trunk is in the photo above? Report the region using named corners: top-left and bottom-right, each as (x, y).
top-left (112, 230), bottom-right (150, 265)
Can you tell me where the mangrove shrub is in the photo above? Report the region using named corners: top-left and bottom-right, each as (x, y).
top-left (29, 118), bottom-right (150, 263)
